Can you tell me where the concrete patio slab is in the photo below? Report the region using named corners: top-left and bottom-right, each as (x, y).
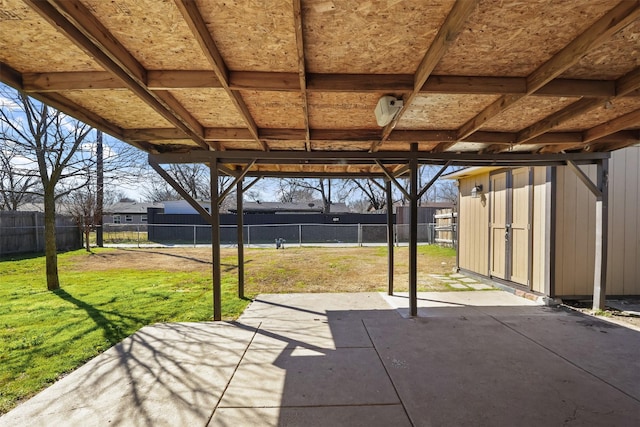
top-left (218, 346), bottom-right (400, 408)
top-left (210, 405), bottom-right (411, 427)
top-left (0, 321), bottom-right (259, 427)
top-left (2, 291), bottom-right (639, 427)
top-left (246, 318), bottom-right (372, 350)
top-left (364, 314), bottom-right (640, 427)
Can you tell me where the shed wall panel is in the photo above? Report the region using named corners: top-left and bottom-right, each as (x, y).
top-left (531, 167), bottom-right (548, 294)
top-left (555, 146), bottom-right (640, 297)
top-left (458, 174), bottom-right (490, 275)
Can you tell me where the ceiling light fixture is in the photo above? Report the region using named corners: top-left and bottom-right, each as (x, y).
top-left (374, 95), bottom-right (403, 127)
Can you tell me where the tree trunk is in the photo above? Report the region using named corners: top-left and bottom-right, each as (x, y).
top-left (84, 226), bottom-right (91, 252)
top-left (43, 190), bottom-right (60, 290)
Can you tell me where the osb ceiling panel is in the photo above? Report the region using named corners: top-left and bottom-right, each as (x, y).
top-left (262, 140), bottom-right (306, 151)
top-left (197, 0), bottom-right (298, 72)
top-left (554, 98), bottom-right (640, 131)
top-left (240, 91), bottom-right (306, 129)
top-left (61, 90), bottom-right (173, 129)
top-left (1, 0), bottom-right (639, 171)
top-left (378, 142), bottom-right (438, 152)
top-left (561, 19), bottom-right (640, 80)
top-left (483, 96), bottom-right (580, 132)
top-left (81, 0), bottom-right (212, 70)
top-left (169, 88), bottom-right (247, 128)
top-left (397, 94), bottom-right (500, 130)
top-left (0, 0), bottom-right (103, 72)
top-left (310, 141), bottom-right (373, 151)
top-left (434, 0), bottom-right (615, 77)
top-left (303, 0), bottom-right (455, 74)
top-left (308, 92), bottom-right (382, 129)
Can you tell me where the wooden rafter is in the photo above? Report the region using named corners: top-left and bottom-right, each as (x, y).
top-left (584, 109), bottom-right (640, 144)
top-left (371, 0), bottom-right (479, 152)
top-left (485, 66), bottom-right (640, 153)
top-left (20, 69), bottom-right (640, 100)
top-left (292, 0), bottom-right (311, 151)
top-left (174, 0), bottom-right (267, 151)
top-left (26, 0), bottom-right (210, 150)
top-left (436, 1), bottom-right (640, 153)
top-left (586, 130), bottom-right (640, 152)
top-left (120, 127), bottom-right (637, 148)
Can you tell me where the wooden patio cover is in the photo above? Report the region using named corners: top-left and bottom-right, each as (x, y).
top-left (2, 0), bottom-right (639, 316)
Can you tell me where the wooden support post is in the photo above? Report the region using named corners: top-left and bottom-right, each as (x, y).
top-left (593, 158), bottom-right (609, 311)
top-left (211, 158), bottom-right (222, 321)
top-left (386, 180), bottom-right (394, 295)
top-left (237, 180), bottom-right (245, 299)
top-left (409, 144), bottom-right (419, 317)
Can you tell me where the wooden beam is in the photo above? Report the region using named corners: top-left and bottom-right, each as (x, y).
top-left (616, 66), bottom-right (640, 96)
top-left (0, 62), bottom-right (22, 89)
top-left (455, 1), bottom-right (640, 144)
top-left (373, 0), bottom-right (478, 151)
top-left (292, 0), bottom-right (311, 151)
top-left (583, 108), bottom-right (640, 143)
top-left (22, 71), bottom-right (122, 91)
top-left (421, 75), bottom-right (526, 95)
top-left (123, 128), bottom-right (188, 141)
top-left (148, 70), bottom-right (221, 90)
top-left (205, 128), bottom-right (254, 141)
top-left (514, 98), bottom-right (607, 144)
top-left (527, 2), bottom-right (640, 92)
top-left (28, 0), bottom-right (208, 149)
top-left (307, 73), bottom-right (414, 92)
top-left (537, 79), bottom-right (615, 98)
top-left (585, 130), bottom-right (640, 152)
top-left (497, 68), bottom-right (640, 151)
top-left (388, 130), bottom-right (457, 143)
top-left (230, 71), bottom-right (299, 91)
top-left (18, 68), bottom-right (639, 99)
top-left (175, 0), bottom-right (267, 151)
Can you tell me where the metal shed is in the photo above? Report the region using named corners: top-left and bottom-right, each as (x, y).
top-left (447, 145), bottom-right (640, 299)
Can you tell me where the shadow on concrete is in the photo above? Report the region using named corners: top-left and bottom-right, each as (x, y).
top-left (3, 292), bottom-right (640, 426)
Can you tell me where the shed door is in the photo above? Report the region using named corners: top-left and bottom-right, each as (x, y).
top-left (510, 168), bottom-right (530, 285)
top-left (490, 172), bottom-right (508, 279)
top-left (490, 169), bottom-right (531, 286)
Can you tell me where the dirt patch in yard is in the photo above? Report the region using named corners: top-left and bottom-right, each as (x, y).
top-left (69, 246), bottom-right (458, 294)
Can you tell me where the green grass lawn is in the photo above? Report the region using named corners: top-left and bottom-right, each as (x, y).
top-left (0, 249), bottom-right (248, 414)
top-left (0, 244), bottom-right (457, 415)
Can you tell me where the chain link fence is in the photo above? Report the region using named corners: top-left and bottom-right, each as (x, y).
top-left (98, 222), bottom-right (457, 248)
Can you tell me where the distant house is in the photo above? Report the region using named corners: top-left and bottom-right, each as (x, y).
top-left (163, 199), bottom-right (351, 215)
top-left (230, 200), bottom-right (350, 214)
top-left (103, 202), bottom-right (163, 225)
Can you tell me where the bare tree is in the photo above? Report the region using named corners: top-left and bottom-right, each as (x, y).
top-left (143, 163), bottom-right (234, 212)
top-left (0, 143), bottom-right (39, 210)
top-left (278, 178), bottom-right (352, 213)
top-left (62, 184), bottom-right (97, 252)
top-left (0, 87), bottom-right (94, 290)
top-left (0, 85), bottom-right (144, 289)
top-left (349, 179), bottom-right (387, 212)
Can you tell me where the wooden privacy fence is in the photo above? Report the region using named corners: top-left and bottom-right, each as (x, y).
top-left (0, 211), bottom-right (82, 256)
top-left (434, 209), bottom-right (457, 247)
